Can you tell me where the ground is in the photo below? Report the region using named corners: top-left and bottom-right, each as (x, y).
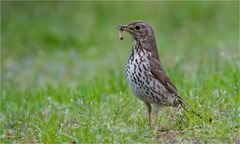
top-left (1, 1), bottom-right (239, 143)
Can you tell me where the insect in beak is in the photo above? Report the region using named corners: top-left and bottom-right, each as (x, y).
top-left (118, 25), bottom-right (127, 40)
top-left (117, 25), bottom-right (133, 40)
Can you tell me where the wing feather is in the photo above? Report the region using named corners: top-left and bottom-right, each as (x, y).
top-left (149, 57), bottom-right (178, 95)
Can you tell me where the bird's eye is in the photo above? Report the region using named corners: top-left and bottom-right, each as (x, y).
top-left (135, 25), bottom-right (140, 30)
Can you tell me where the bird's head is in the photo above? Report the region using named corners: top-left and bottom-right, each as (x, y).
top-left (118, 20), bottom-right (155, 42)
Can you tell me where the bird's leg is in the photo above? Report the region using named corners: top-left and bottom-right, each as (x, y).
top-left (145, 103), bottom-right (152, 128)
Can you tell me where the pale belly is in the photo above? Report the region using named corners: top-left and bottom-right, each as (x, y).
top-left (125, 53), bottom-right (176, 106)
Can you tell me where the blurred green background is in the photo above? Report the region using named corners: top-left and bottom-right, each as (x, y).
top-left (2, 1), bottom-right (238, 89)
top-left (1, 1), bottom-right (239, 143)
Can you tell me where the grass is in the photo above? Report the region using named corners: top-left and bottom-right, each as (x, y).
top-left (1, 1), bottom-right (239, 143)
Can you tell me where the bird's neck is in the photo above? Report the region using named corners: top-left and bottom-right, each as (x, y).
top-left (131, 38), bottom-right (160, 60)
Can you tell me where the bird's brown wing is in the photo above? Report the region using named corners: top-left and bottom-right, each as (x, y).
top-left (149, 57), bottom-right (202, 117)
top-left (149, 57), bottom-right (178, 95)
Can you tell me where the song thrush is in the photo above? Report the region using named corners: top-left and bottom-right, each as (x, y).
top-left (118, 20), bottom-right (199, 128)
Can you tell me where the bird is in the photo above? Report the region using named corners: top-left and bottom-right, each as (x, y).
top-left (118, 20), bottom-right (200, 128)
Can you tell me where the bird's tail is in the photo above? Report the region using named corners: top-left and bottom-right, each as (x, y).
top-left (176, 96), bottom-right (203, 119)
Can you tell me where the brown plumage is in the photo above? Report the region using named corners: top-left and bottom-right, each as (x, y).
top-left (118, 20), bottom-right (200, 128)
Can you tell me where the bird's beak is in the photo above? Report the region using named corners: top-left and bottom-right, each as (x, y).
top-left (117, 25), bottom-right (132, 33)
top-left (118, 25), bottom-right (133, 40)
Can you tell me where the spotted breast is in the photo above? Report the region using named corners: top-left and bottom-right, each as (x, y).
top-left (125, 41), bottom-right (176, 107)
